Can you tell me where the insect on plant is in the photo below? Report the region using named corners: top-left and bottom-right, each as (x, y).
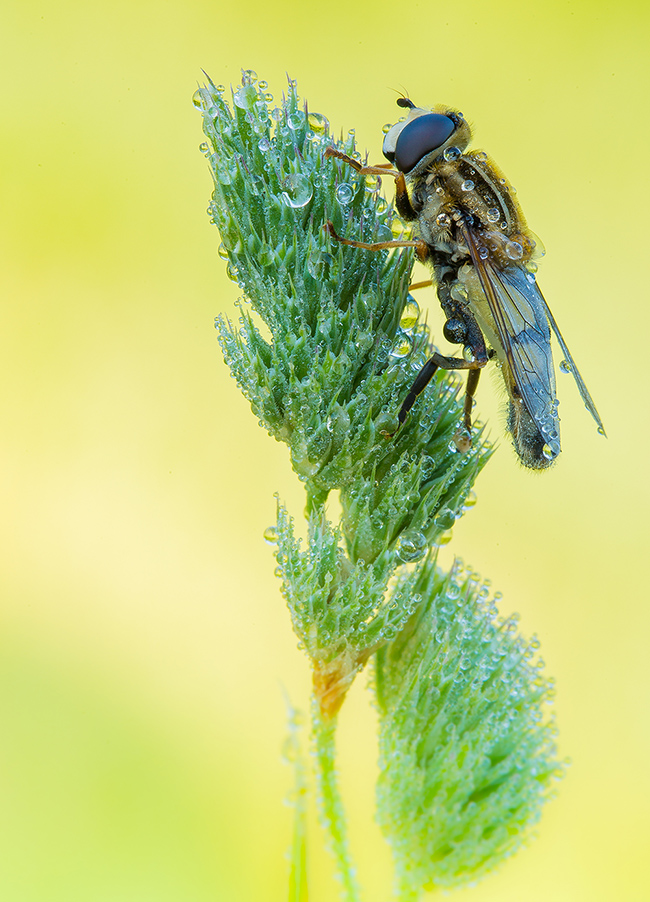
top-left (325, 98), bottom-right (605, 469)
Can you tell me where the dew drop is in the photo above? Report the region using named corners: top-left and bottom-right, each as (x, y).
top-left (281, 173), bottom-right (313, 208)
top-left (443, 146), bottom-right (461, 162)
top-left (390, 335), bottom-right (412, 358)
top-left (308, 112), bottom-right (329, 134)
top-left (396, 531), bottom-right (428, 563)
top-left (559, 359), bottom-right (572, 374)
top-left (288, 111), bottom-right (304, 131)
top-left (241, 69), bottom-right (258, 85)
top-left (505, 240), bottom-right (523, 260)
top-left (486, 207), bottom-right (500, 223)
top-left (542, 442), bottom-right (559, 461)
top-left (364, 174), bottom-right (380, 192)
top-left (335, 183), bottom-right (354, 205)
top-left (477, 246), bottom-right (489, 260)
top-left (461, 179), bottom-right (475, 192)
top-left (399, 298), bottom-right (419, 332)
top-left (217, 243), bottom-right (229, 260)
top-left (258, 136), bottom-right (271, 152)
top-left (474, 151), bottom-right (488, 162)
top-left (233, 85), bottom-right (257, 110)
top-left (263, 526), bottom-right (278, 545)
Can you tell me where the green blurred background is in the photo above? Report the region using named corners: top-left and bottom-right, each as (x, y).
top-left (1, 1), bottom-right (649, 899)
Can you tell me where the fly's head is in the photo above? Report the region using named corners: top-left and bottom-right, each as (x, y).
top-left (382, 98), bottom-right (472, 179)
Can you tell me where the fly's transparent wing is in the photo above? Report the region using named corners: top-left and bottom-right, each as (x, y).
top-left (462, 225), bottom-right (561, 461)
top-left (535, 290), bottom-right (606, 436)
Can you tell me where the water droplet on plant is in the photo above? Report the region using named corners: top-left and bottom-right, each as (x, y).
top-left (364, 174), bottom-right (380, 192)
top-left (308, 112), bottom-right (329, 134)
top-left (233, 85), bottom-right (257, 110)
top-left (399, 298), bottom-right (419, 332)
top-left (390, 335), bottom-right (412, 358)
top-left (263, 526), bottom-right (278, 545)
top-left (217, 243), bottom-right (229, 260)
top-left (281, 174), bottom-right (313, 208)
top-left (192, 89), bottom-right (204, 108)
top-left (288, 111), bottom-right (304, 131)
top-left (397, 531), bottom-right (428, 563)
top-left (241, 69), bottom-right (258, 85)
top-left (258, 136), bottom-right (271, 152)
top-left (335, 183), bottom-right (354, 205)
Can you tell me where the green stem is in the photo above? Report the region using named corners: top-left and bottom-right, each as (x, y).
top-left (312, 703), bottom-right (361, 902)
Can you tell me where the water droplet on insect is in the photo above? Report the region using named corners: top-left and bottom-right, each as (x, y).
top-left (477, 245), bottom-right (489, 259)
top-left (308, 112), bottom-right (329, 134)
top-left (390, 335), bottom-right (412, 358)
top-left (486, 207), bottom-right (500, 223)
top-left (281, 174), bottom-right (313, 208)
top-left (474, 151), bottom-right (487, 162)
top-left (436, 212), bottom-right (451, 228)
top-left (542, 442), bottom-right (559, 461)
top-left (450, 281), bottom-right (468, 303)
top-left (505, 240), bottom-right (523, 260)
top-left (382, 123), bottom-right (392, 134)
top-left (263, 526), bottom-right (278, 545)
top-left (399, 298), bottom-right (419, 332)
top-left (443, 146), bottom-right (461, 162)
top-left (559, 359), bottom-right (572, 374)
top-left (461, 179), bottom-right (475, 192)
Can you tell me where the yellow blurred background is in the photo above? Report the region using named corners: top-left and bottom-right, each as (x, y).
top-left (1, 1), bottom-right (649, 899)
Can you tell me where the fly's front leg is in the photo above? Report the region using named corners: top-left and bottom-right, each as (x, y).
top-left (324, 221), bottom-right (428, 257)
top-left (324, 146), bottom-right (398, 178)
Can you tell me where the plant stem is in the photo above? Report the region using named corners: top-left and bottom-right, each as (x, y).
top-left (312, 703), bottom-right (361, 902)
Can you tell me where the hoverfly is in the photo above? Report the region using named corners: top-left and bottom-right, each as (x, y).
top-left (325, 98), bottom-right (605, 468)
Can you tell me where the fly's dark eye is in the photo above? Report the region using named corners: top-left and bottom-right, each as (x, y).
top-left (394, 114), bottom-right (455, 173)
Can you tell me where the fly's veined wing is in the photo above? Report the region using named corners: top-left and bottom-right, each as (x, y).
top-left (535, 291), bottom-right (606, 436)
top-left (461, 225), bottom-right (561, 458)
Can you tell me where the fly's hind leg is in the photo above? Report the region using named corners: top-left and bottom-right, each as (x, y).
top-left (397, 352), bottom-right (486, 429)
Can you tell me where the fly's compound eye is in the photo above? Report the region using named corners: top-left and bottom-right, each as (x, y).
top-left (443, 317), bottom-right (467, 345)
top-left (390, 114), bottom-right (456, 173)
